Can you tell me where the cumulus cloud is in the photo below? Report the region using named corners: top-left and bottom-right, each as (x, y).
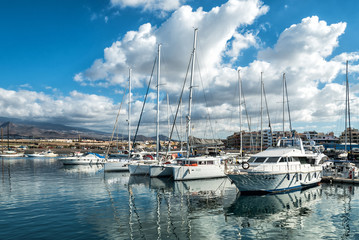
top-left (226, 31), bottom-right (259, 61)
top-left (235, 16), bottom-right (359, 135)
top-left (76, 0), bottom-right (268, 90)
top-left (71, 1), bottom-right (359, 137)
top-left (110, 0), bottom-right (184, 12)
top-left (0, 88), bottom-right (121, 131)
top-left (5, 1), bottom-right (359, 138)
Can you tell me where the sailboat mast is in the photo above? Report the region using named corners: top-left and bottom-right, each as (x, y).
top-left (1, 128), bottom-right (3, 153)
top-left (156, 44), bottom-right (161, 161)
top-left (346, 60), bottom-right (352, 156)
top-left (260, 72), bottom-right (263, 151)
top-left (128, 68), bottom-right (131, 159)
top-left (262, 81), bottom-right (273, 146)
top-left (7, 124), bottom-right (9, 150)
top-left (238, 69), bottom-right (243, 157)
top-left (167, 93), bottom-right (171, 153)
top-left (284, 74), bottom-right (293, 135)
top-left (187, 28), bottom-right (198, 158)
top-left (282, 73), bottom-right (285, 137)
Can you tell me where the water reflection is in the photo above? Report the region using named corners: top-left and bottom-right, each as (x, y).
top-left (226, 186), bottom-right (322, 217)
top-left (3, 159), bottom-right (359, 240)
top-left (61, 164), bottom-right (103, 175)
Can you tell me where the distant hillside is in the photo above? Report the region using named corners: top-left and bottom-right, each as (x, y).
top-left (0, 117), bottom-right (167, 141)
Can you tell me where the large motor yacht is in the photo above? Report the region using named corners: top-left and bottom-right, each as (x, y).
top-left (226, 137), bottom-right (327, 193)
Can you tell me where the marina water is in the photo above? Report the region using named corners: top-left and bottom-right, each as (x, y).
top-left (1, 158), bottom-right (359, 239)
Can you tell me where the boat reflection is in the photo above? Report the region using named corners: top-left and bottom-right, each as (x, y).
top-left (226, 185), bottom-right (322, 218)
top-left (62, 164), bottom-right (103, 175)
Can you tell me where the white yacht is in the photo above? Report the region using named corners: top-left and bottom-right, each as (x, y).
top-left (59, 152), bottom-right (105, 165)
top-left (26, 150), bottom-right (58, 158)
top-left (128, 158), bottom-right (158, 175)
top-left (322, 160), bottom-right (359, 179)
top-left (171, 156), bottom-right (226, 181)
top-left (0, 150), bottom-right (24, 158)
top-left (149, 158), bottom-right (181, 178)
top-left (104, 153), bottom-right (145, 172)
top-left (226, 137), bottom-right (327, 193)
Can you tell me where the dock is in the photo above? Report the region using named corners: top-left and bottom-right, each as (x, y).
top-left (322, 176), bottom-right (359, 184)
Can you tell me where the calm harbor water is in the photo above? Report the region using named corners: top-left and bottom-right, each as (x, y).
top-left (1, 158), bottom-right (359, 240)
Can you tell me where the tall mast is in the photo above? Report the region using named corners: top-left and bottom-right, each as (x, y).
top-left (238, 69), bottom-right (243, 157)
top-left (284, 74), bottom-right (293, 134)
top-left (167, 93), bottom-right (171, 153)
top-left (282, 73), bottom-right (285, 137)
top-left (260, 72), bottom-right (263, 151)
top-left (156, 44), bottom-right (161, 161)
top-left (1, 128), bottom-right (3, 153)
top-left (345, 61), bottom-right (348, 152)
top-left (346, 61), bottom-right (352, 160)
top-left (263, 82), bottom-right (273, 146)
top-left (7, 123), bottom-right (9, 150)
top-left (128, 68), bottom-right (131, 159)
top-left (187, 28), bottom-right (198, 158)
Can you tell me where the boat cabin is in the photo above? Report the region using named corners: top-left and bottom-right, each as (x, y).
top-left (247, 156), bottom-right (317, 165)
top-left (276, 138), bottom-right (304, 151)
top-left (180, 157), bottom-right (220, 166)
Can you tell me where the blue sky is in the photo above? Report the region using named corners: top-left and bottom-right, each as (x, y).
top-left (1, 0), bottom-right (359, 139)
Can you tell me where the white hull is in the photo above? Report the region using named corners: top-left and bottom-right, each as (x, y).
top-left (227, 167), bottom-right (322, 193)
top-left (60, 159), bottom-right (105, 165)
top-left (0, 153), bottom-right (24, 158)
top-left (59, 153), bottom-right (105, 165)
top-left (104, 160), bottom-right (132, 172)
top-left (128, 164), bottom-right (152, 175)
top-left (27, 153), bottom-right (58, 158)
top-left (172, 164), bottom-right (226, 181)
top-left (149, 165), bottom-right (173, 178)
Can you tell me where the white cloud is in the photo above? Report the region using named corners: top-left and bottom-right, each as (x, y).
top-left (76, 0), bottom-right (268, 92)
top-left (6, 1), bottom-right (359, 139)
top-left (0, 88), bottom-right (120, 131)
top-left (226, 31), bottom-right (259, 61)
top-left (73, 2), bottom-right (359, 138)
top-left (110, 0), bottom-right (184, 12)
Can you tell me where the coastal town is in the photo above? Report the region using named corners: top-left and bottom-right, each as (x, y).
top-left (3, 125), bottom-right (359, 161)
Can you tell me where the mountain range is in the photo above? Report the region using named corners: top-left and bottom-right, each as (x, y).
top-left (0, 117), bottom-right (162, 141)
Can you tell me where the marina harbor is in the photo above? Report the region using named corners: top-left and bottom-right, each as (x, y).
top-left (3, 0), bottom-right (359, 239)
top-left (2, 157), bottom-right (359, 239)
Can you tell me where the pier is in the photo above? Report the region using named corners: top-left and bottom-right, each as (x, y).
top-left (322, 176), bottom-right (359, 184)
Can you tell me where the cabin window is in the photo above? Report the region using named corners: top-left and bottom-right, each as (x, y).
top-left (299, 157), bottom-right (309, 164)
top-left (292, 157), bottom-right (300, 162)
top-left (255, 157), bottom-right (267, 163)
top-left (207, 161), bottom-right (214, 165)
top-left (248, 157), bottom-right (256, 163)
top-left (279, 157), bottom-right (286, 162)
top-left (266, 157), bottom-right (280, 163)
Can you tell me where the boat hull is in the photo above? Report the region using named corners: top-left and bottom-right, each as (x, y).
top-left (172, 165), bottom-right (226, 181)
top-left (227, 169), bottom-right (322, 193)
top-left (128, 164), bottom-right (152, 175)
top-left (0, 153), bottom-right (24, 158)
top-left (149, 165), bottom-right (173, 178)
top-left (104, 161), bottom-right (129, 172)
top-left (60, 159), bottom-right (104, 165)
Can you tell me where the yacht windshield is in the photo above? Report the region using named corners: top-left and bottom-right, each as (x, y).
top-left (277, 138), bottom-right (302, 150)
top-left (255, 157), bottom-right (267, 163)
top-left (266, 157), bottom-right (280, 163)
top-left (247, 157), bottom-right (256, 163)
